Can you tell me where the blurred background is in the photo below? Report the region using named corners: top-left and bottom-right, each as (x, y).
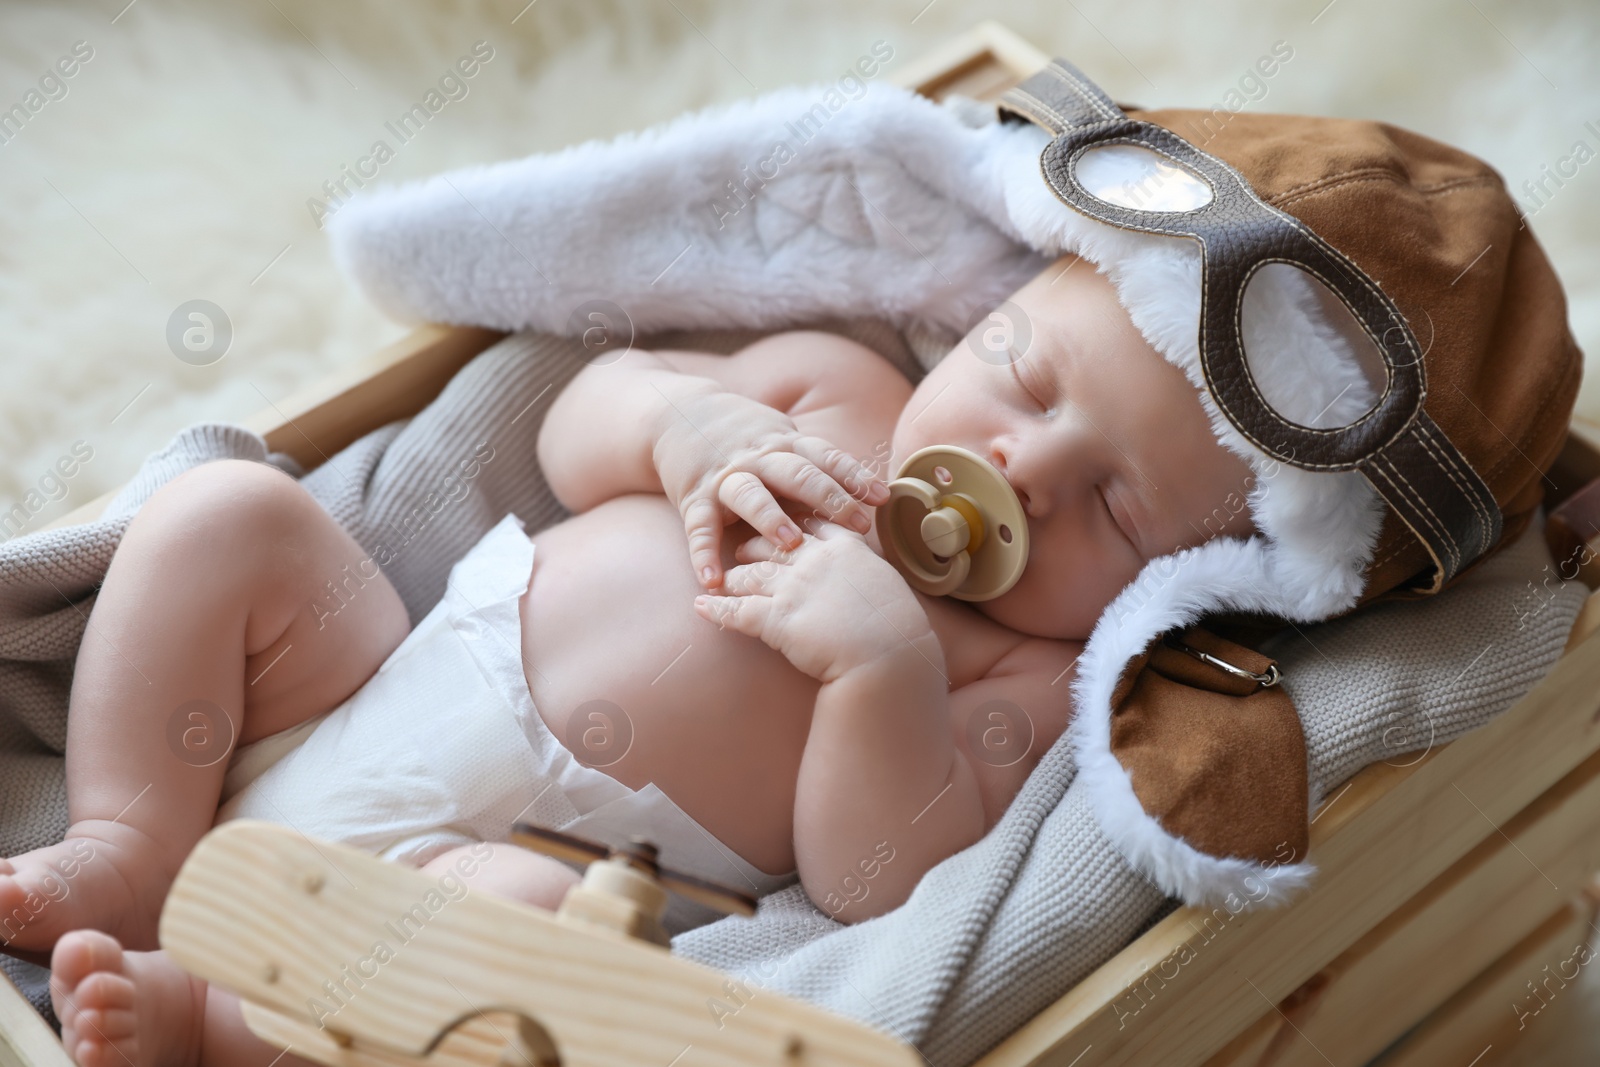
top-left (0, 0), bottom-right (1594, 527)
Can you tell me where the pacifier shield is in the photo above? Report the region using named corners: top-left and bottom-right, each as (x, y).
top-left (878, 445), bottom-right (1029, 601)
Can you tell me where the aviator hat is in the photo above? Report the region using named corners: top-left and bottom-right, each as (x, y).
top-left (327, 56), bottom-right (1582, 907)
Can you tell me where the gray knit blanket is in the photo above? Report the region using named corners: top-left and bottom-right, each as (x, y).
top-left (1, 327), bottom-right (1587, 1067)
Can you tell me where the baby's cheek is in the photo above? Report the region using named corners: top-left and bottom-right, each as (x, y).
top-left (976, 552), bottom-right (1122, 641)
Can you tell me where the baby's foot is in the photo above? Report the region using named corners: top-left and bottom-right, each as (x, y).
top-left (50, 930), bottom-right (204, 1067)
top-left (0, 824), bottom-right (170, 952)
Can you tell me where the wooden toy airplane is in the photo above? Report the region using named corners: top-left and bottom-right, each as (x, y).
top-left (156, 820), bottom-right (919, 1067)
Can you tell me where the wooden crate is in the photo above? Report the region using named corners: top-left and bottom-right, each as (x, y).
top-left (1203, 745), bottom-right (1600, 1066)
top-left (9, 19), bottom-right (1600, 1067)
top-left (1371, 890), bottom-right (1600, 1066)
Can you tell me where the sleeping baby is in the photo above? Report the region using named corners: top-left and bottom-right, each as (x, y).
top-left (0, 254), bottom-right (1257, 1067)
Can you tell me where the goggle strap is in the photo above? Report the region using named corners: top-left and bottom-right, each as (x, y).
top-left (997, 59), bottom-right (1122, 135)
top-left (996, 58), bottom-right (1503, 591)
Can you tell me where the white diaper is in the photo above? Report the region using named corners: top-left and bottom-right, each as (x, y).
top-left (218, 512), bottom-right (795, 933)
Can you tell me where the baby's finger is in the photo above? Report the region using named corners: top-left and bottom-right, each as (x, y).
top-left (718, 471), bottom-right (803, 551)
top-left (733, 533), bottom-right (783, 564)
top-left (693, 592), bottom-right (771, 638)
top-left (720, 561), bottom-right (782, 596)
top-left (759, 452), bottom-right (874, 535)
top-left (794, 436), bottom-right (890, 505)
top-left (802, 515), bottom-right (866, 542)
top-left (680, 495), bottom-right (726, 588)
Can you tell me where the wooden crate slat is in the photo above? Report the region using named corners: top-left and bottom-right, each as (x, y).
top-left (889, 19), bottom-right (1047, 98)
top-left (1371, 894), bottom-right (1600, 1066)
top-left (1204, 743), bottom-right (1600, 1066)
top-left (40, 325), bottom-right (504, 533)
top-left (0, 979), bottom-right (74, 1067)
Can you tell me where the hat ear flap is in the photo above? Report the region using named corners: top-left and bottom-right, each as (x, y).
top-left (325, 81), bottom-right (1046, 341)
top-left (1110, 627), bottom-right (1309, 873)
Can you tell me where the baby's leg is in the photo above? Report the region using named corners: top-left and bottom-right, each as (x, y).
top-left (419, 843), bottom-right (582, 910)
top-left (50, 848), bottom-right (581, 1067)
top-left (1, 460), bottom-right (410, 953)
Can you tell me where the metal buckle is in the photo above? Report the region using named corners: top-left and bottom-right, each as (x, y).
top-left (1162, 633), bottom-right (1282, 688)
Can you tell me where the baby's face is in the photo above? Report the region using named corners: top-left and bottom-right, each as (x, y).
top-left (890, 256), bottom-right (1257, 640)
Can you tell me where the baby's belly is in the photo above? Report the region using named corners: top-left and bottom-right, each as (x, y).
top-left (519, 494), bottom-right (817, 876)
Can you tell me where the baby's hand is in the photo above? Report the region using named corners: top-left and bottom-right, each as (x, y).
top-left (652, 388), bottom-right (888, 588)
top-left (692, 520), bottom-right (936, 683)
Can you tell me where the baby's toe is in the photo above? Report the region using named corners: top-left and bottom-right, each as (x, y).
top-left (75, 969), bottom-right (137, 1019)
top-left (0, 860), bottom-right (22, 917)
top-left (50, 929), bottom-right (126, 992)
top-left (75, 1032), bottom-right (138, 1067)
top-left (51, 930), bottom-right (139, 1067)
top-left (61, 987), bottom-right (139, 1067)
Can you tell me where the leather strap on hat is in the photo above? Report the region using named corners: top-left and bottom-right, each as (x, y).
top-left (998, 60), bottom-right (1502, 591)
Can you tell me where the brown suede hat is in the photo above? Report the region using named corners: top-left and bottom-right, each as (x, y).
top-left (996, 59), bottom-right (1582, 907)
top-left (1144, 106), bottom-right (1584, 602)
top-left (326, 56), bottom-right (1584, 910)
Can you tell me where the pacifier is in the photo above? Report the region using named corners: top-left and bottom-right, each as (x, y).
top-left (877, 445), bottom-right (1029, 601)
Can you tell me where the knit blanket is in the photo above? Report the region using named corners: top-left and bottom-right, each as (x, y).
top-left (0, 325), bottom-right (1587, 1066)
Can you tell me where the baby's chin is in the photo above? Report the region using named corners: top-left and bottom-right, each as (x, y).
top-left (972, 580), bottom-right (1101, 642)
top-left (886, 419), bottom-right (918, 472)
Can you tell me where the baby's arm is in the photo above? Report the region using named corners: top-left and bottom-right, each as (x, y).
top-left (696, 521), bottom-right (987, 924)
top-left (536, 332), bottom-right (897, 515)
top-left (537, 334), bottom-right (894, 586)
top-left (797, 635), bottom-right (985, 924)
top-left (535, 347), bottom-right (716, 512)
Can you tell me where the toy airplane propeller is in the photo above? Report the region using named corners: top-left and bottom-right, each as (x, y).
top-left (510, 822), bottom-right (758, 936)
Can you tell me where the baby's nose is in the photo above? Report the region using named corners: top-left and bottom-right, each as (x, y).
top-left (989, 451), bottom-right (1032, 513)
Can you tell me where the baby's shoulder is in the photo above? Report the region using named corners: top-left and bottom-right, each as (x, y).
top-left (735, 330), bottom-right (915, 406)
top-left (952, 634), bottom-right (1083, 826)
top-left (975, 634), bottom-right (1084, 692)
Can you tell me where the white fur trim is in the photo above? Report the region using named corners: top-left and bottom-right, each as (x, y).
top-left (327, 79), bottom-right (1049, 347)
top-left (1070, 536), bottom-right (1322, 906)
top-left (328, 80), bottom-right (1391, 910)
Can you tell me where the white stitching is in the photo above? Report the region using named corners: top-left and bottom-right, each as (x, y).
top-left (1418, 427), bottom-right (1490, 549)
top-left (1379, 456), bottom-right (1461, 574)
top-left (1028, 94), bottom-right (1075, 134)
top-left (1272, 171), bottom-right (1501, 210)
top-left (1004, 91), bottom-right (1064, 134)
top-left (1416, 419), bottom-right (1497, 555)
top-left (1373, 457), bottom-right (1456, 572)
top-left (1369, 460), bottom-right (1458, 577)
top-left (1412, 429), bottom-right (1482, 561)
top-left (1046, 61), bottom-right (1119, 122)
top-left (1015, 67), bottom-right (1110, 132)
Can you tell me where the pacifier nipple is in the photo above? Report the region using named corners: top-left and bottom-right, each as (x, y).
top-left (877, 445), bottom-right (1029, 601)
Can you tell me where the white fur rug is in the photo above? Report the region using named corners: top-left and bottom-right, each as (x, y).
top-left (0, 0), bottom-right (1593, 523)
top-left (0, 0), bottom-right (1595, 1053)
